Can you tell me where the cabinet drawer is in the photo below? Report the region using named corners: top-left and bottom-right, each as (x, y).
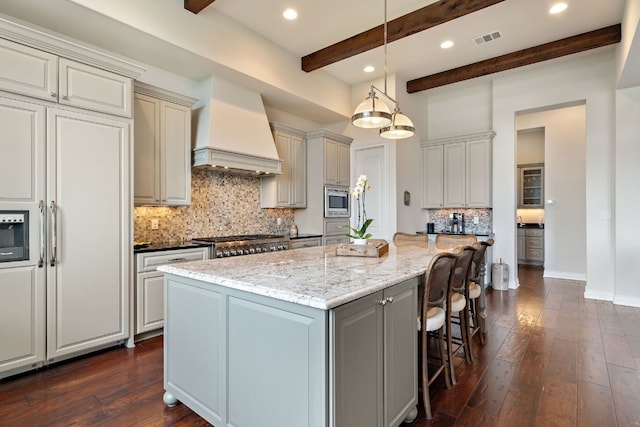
top-left (526, 237), bottom-right (544, 249)
top-left (137, 247), bottom-right (208, 273)
top-left (324, 219), bottom-right (349, 235)
top-left (290, 237), bottom-right (321, 249)
top-left (59, 58), bottom-right (133, 117)
top-left (526, 248), bottom-right (544, 262)
top-left (525, 228), bottom-right (544, 237)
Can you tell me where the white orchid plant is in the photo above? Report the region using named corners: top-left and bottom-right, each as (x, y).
top-left (344, 174), bottom-right (373, 240)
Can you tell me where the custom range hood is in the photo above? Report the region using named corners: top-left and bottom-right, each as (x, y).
top-left (193, 77), bottom-right (282, 175)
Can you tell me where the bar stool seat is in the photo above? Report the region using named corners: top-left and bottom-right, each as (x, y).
top-left (468, 282), bottom-right (482, 299)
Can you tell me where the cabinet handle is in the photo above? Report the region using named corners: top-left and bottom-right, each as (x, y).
top-left (38, 200), bottom-right (45, 268)
top-left (379, 299), bottom-right (387, 306)
top-left (50, 92), bottom-right (57, 98)
top-left (49, 201), bottom-right (57, 267)
top-left (61, 95), bottom-right (68, 101)
top-left (168, 257), bottom-right (187, 262)
top-left (386, 296), bottom-right (394, 304)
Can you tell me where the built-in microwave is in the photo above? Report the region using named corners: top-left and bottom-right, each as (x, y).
top-left (0, 211), bottom-right (29, 263)
top-left (324, 186), bottom-right (350, 218)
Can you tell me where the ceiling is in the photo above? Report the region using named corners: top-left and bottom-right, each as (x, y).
top-left (0, 0), bottom-right (630, 123)
top-left (210, 0), bottom-right (625, 86)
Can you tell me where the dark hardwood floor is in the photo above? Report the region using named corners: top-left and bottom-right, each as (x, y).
top-left (1, 265), bottom-right (639, 426)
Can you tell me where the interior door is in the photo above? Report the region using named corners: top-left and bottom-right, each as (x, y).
top-left (353, 143), bottom-right (391, 240)
top-left (46, 108), bottom-right (130, 361)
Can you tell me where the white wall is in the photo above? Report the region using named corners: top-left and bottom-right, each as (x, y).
top-left (517, 106), bottom-right (587, 280)
top-left (516, 128), bottom-right (544, 164)
top-left (615, 86), bottom-right (640, 306)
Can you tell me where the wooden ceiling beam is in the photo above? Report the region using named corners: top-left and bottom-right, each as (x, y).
top-left (301, 0), bottom-right (505, 72)
top-left (407, 24), bottom-right (622, 93)
top-left (184, 0), bottom-right (216, 14)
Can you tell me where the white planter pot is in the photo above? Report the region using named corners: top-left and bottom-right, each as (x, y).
top-left (353, 238), bottom-right (369, 245)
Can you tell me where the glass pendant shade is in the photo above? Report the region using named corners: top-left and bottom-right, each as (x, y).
top-left (380, 110), bottom-right (415, 139)
top-left (351, 94), bottom-right (392, 128)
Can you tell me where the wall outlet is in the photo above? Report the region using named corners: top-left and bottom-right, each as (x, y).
top-left (151, 219), bottom-right (159, 230)
top-left (473, 216), bottom-right (479, 224)
top-left (276, 217), bottom-right (282, 226)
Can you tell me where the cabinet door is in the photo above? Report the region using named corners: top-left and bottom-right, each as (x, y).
top-left (161, 101), bottom-right (191, 205)
top-left (290, 134), bottom-right (307, 207)
top-left (290, 237), bottom-right (321, 249)
top-left (0, 266), bottom-right (45, 379)
top-left (443, 142), bottom-right (466, 208)
top-left (0, 38), bottom-right (58, 102)
top-left (332, 291), bottom-right (384, 427)
top-left (46, 108), bottom-right (130, 361)
top-left (336, 142), bottom-right (350, 186)
top-left (59, 58), bottom-right (133, 117)
top-left (383, 278), bottom-right (418, 427)
top-left (466, 139), bottom-right (491, 207)
top-left (274, 131), bottom-right (293, 206)
top-left (136, 271), bottom-right (165, 333)
top-left (422, 145), bottom-right (443, 208)
top-left (324, 139), bottom-right (338, 185)
top-left (133, 93), bottom-right (161, 204)
top-left (517, 233), bottom-right (526, 262)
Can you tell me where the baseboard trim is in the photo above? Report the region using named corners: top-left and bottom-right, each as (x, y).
top-left (543, 270), bottom-right (586, 281)
top-left (613, 295), bottom-right (640, 308)
top-left (584, 290), bottom-right (614, 301)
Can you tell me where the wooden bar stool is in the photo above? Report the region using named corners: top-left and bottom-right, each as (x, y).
top-left (468, 239), bottom-right (494, 345)
top-left (393, 232), bottom-right (428, 247)
top-left (435, 233), bottom-right (477, 246)
top-left (418, 252), bottom-right (456, 420)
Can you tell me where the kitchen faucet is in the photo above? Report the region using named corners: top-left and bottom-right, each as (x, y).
top-left (516, 215), bottom-right (523, 227)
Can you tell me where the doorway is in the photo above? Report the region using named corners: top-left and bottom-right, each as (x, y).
top-left (515, 103), bottom-right (587, 280)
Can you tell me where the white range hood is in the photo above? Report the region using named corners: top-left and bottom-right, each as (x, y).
top-left (192, 76), bottom-right (282, 175)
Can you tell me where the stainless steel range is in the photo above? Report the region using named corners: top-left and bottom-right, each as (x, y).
top-left (193, 234), bottom-right (290, 258)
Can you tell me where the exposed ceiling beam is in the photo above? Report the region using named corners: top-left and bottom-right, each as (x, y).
top-left (301, 0), bottom-right (505, 72)
top-left (407, 24), bottom-right (622, 93)
top-left (184, 0), bottom-right (215, 14)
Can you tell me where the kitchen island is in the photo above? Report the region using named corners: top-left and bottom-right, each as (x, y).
top-left (158, 242), bottom-right (455, 427)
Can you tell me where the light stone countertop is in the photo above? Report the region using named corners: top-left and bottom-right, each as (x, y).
top-left (158, 242), bottom-right (457, 310)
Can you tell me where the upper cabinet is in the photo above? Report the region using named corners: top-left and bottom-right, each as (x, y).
top-left (306, 129), bottom-right (352, 187)
top-left (517, 163), bottom-right (544, 208)
top-left (421, 131), bottom-right (495, 209)
top-left (260, 123), bottom-right (307, 208)
top-left (134, 83), bottom-right (198, 206)
top-left (0, 38), bottom-right (133, 118)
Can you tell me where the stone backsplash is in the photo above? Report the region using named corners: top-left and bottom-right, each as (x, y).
top-left (425, 208), bottom-right (493, 234)
top-left (134, 168), bottom-right (294, 242)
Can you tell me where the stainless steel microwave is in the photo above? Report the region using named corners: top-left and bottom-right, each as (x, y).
top-left (324, 186), bottom-right (350, 218)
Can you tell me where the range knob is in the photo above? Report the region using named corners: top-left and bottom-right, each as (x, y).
top-left (249, 247), bottom-right (256, 254)
top-left (255, 247), bottom-right (262, 253)
top-left (216, 251), bottom-right (223, 258)
top-left (223, 250), bottom-right (230, 257)
top-left (230, 249), bottom-right (237, 256)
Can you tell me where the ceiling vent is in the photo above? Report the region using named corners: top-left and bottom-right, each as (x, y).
top-left (473, 30), bottom-right (503, 46)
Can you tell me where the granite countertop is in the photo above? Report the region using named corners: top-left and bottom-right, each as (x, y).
top-left (158, 242), bottom-right (456, 310)
top-left (417, 231), bottom-right (493, 237)
top-left (134, 240), bottom-right (212, 253)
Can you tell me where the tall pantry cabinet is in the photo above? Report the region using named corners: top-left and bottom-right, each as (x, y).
top-left (0, 22), bottom-right (144, 379)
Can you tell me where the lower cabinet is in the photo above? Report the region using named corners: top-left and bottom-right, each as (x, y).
top-left (323, 218), bottom-right (350, 246)
top-left (517, 228), bottom-right (544, 265)
top-left (162, 274), bottom-right (418, 427)
top-left (331, 277), bottom-right (418, 427)
top-left (134, 247), bottom-right (208, 338)
top-left (290, 236), bottom-right (322, 249)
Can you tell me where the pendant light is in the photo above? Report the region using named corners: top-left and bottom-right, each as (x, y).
top-left (350, 0), bottom-right (415, 139)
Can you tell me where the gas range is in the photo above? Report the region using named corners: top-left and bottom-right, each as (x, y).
top-left (193, 234), bottom-right (290, 258)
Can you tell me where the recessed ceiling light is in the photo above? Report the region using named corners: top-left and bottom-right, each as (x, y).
top-left (549, 2), bottom-right (568, 14)
top-left (440, 40), bottom-right (454, 49)
top-left (283, 8), bottom-right (298, 20)
top-left (363, 65), bottom-right (375, 73)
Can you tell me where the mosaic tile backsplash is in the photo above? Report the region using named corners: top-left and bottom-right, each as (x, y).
top-left (425, 208), bottom-right (493, 235)
top-left (134, 168), bottom-right (294, 243)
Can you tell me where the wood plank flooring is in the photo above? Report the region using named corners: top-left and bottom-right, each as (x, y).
top-left (0, 265), bottom-right (638, 426)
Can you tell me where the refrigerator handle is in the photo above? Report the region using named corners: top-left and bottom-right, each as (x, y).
top-left (50, 201), bottom-right (57, 267)
top-left (38, 200), bottom-right (45, 268)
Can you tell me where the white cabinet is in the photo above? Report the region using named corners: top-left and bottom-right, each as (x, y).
top-left (422, 145), bottom-right (444, 208)
top-left (323, 219), bottom-right (350, 246)
top-left (0, 39), bottom-right (133, 118)
top-left (260, 123), bottom-right (306, 208)
top-left (331, 276), bottom-right (418, 426)
top-left (135, 247), bottom-right (209, 336)
top-left (324, 138), bottom-right (350, 186)
top-left (134, 84), bottom-right (196, 206)
top-left (518, 164), bottom-right (544, 208)
top-left (421, 131), bottom-right (494, 208)
top-left (517, 228), bottom-right (526, 263)
top-left (289, 236), bottom-right (322, 249)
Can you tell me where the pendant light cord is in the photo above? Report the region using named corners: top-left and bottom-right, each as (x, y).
top-left (384, 0), bottom-right (388, 95)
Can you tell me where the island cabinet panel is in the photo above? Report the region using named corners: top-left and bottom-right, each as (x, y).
top-left (164, 277), bottom-right (226, 426)
top-left (331, 277), bottom-right (418, 427)
top-left (163, 274), bottom-right (328, 427)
